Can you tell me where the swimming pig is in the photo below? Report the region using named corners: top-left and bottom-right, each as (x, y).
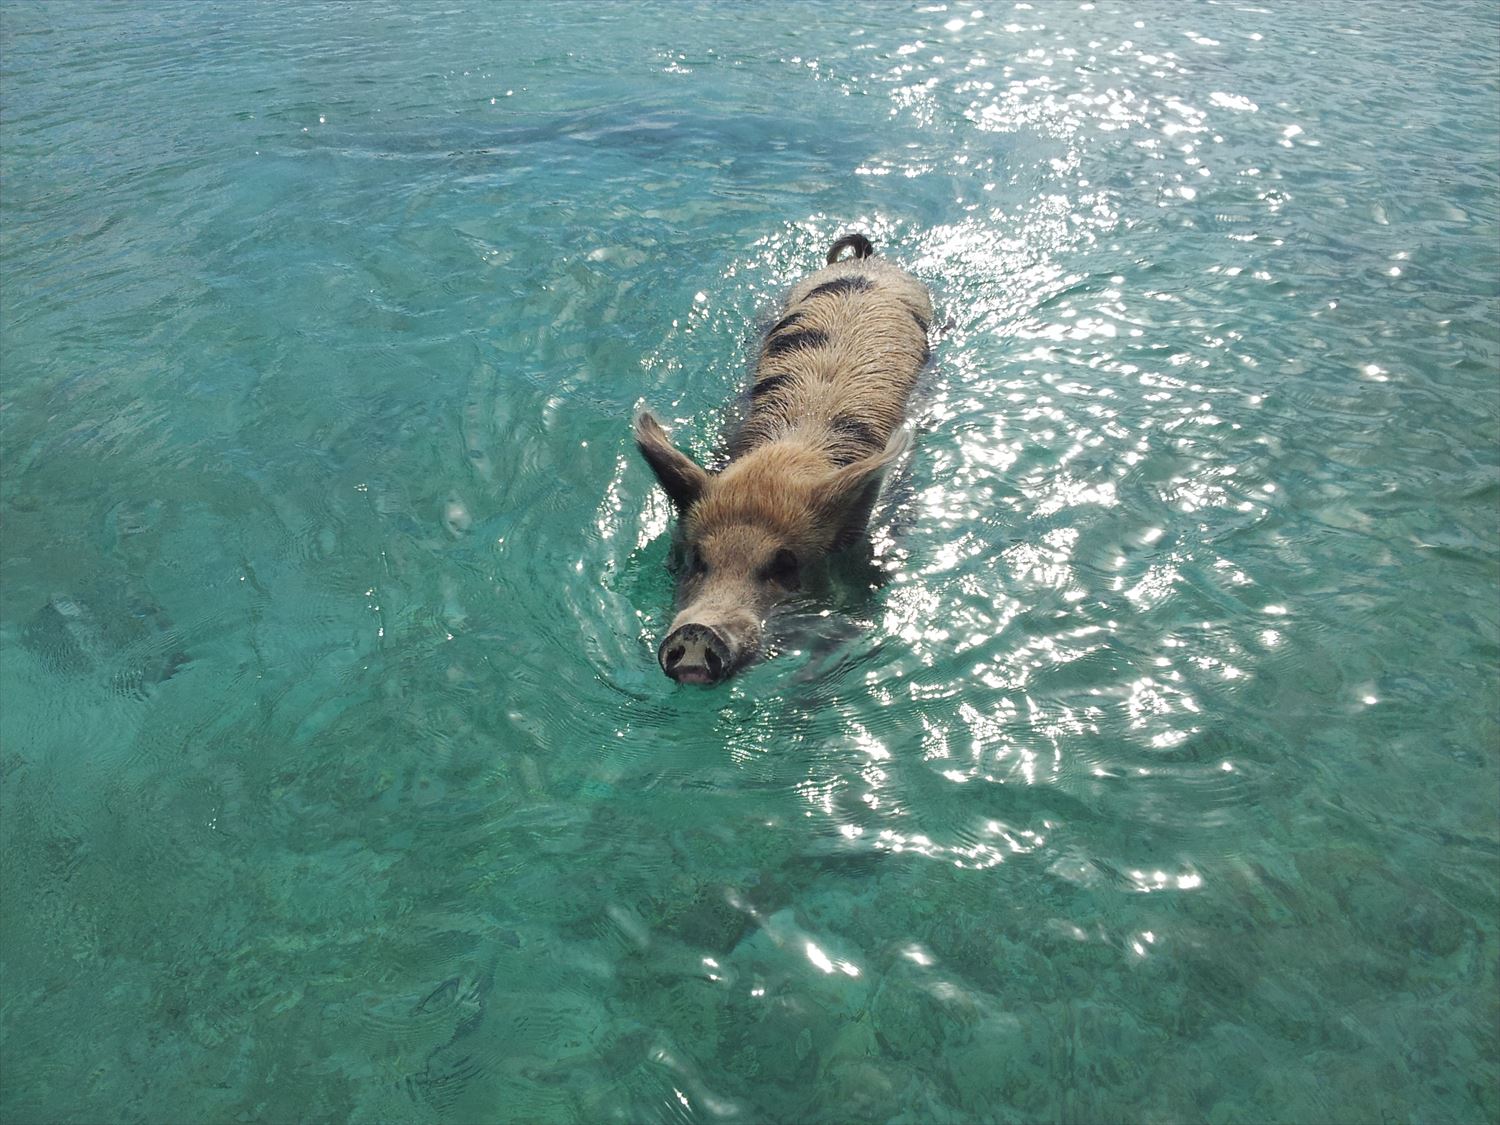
top-left (636, 233), bottom-right (933, 685)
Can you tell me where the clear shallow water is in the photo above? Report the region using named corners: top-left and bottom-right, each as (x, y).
top-left (1, 0), bottom-right (1496, 1120)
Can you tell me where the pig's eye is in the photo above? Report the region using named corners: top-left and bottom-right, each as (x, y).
top-left (686, 549), bottom-right (709, 579)
top-left (760, 548), bottom-right (801, 590)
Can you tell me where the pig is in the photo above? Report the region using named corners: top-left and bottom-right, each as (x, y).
top-left (635, 233), bottom-right (933, 685)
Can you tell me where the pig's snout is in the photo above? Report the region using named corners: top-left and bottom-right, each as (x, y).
top-left (659, 623), bottom-right (731, 685)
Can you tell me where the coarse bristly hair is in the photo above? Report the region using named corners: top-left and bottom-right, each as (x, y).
top-left (635, 232), bottom-right (934, 684)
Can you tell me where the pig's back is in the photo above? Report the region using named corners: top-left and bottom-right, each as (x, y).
top-left (736, 257), bottom-right (933, 459)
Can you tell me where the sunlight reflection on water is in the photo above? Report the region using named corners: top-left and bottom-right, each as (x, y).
top-left (1, 1), bottom-right (1496, 1123)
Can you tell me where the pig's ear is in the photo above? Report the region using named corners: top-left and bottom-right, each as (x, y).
top-left (635, 411), bottom-right (710, 512)
top-left (814, 428), bottom-right (911, 540)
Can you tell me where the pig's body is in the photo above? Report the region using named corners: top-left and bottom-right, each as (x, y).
top-left (636, 234), bottom-right (933, 684)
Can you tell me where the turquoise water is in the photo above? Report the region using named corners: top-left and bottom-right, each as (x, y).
top-left (2, 0), bottom-right (1496, 1120)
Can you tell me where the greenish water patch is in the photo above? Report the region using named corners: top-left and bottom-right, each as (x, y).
top-left (2, 2), bottom-right (1496, 1122)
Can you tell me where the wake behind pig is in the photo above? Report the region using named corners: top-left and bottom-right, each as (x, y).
top-left (635, 233), bottom-right (933, 685)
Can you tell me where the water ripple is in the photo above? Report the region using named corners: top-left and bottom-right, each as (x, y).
top-left (2, 1), bottom-right (1496, 1123)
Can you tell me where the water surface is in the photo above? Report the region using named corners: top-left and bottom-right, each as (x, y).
top-left (2, 2), bottom-right (1497, 1122)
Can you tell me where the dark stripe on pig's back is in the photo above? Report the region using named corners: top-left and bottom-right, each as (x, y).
top-left (827, 413), bottom-right (883, 464)
top-left (734, 263), bottom-right (930, 456)
top-left (762, 327), bottom-right (830, 359)
top-left (750, 371), bottom-right (796, 402)
top-left (804, 275), bottom-right (875, 301)
top-left (752, 286), bottom-right (924, 406)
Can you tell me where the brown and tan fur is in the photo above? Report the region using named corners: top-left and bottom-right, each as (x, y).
top-left (636, 234), bottom-right (933, 684)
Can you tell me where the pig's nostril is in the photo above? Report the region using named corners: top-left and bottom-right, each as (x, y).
top-left (659, 623), bottom-right (734, 684)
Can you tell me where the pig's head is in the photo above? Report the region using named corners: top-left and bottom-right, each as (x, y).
top-left (634, 411), bottom-right (902, 685)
